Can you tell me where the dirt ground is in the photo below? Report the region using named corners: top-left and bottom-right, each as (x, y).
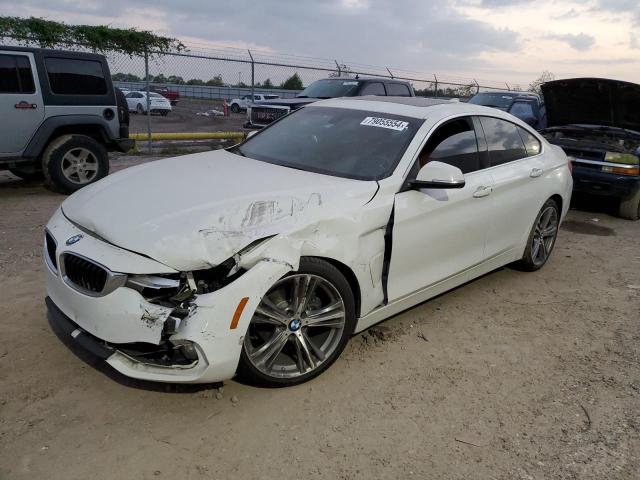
top-left (128, 97), bottom-right (247, 134)
top-left (0, 156), bottom-right (638, 480)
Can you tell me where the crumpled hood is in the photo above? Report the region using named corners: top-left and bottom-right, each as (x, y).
top-left (62, 150), bottom-right (377, 271)
top-left (542, 78), bottom-right (640, 132)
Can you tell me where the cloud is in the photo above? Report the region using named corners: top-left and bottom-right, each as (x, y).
top-left (591, 0), bottom-right (640, 24)
top-left (546, 33), bottom-right (595, 51)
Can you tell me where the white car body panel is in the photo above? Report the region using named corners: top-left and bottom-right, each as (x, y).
top-left (45, 98), bottom-right (573, 383)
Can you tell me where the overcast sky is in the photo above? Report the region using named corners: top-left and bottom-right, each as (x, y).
top-left (1, 0), bottom-right (639, 86)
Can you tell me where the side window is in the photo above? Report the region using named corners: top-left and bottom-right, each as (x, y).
top-left (418, 117), bottom-right (480, 174)
top-left (386, 83), bottom-right (411, 97)
top-left (517, 127), bottom-right (542, 156)
top-left (479, 117), bottom-right (527, 166)
top-left (509, 101), bottom-right (535, 120)
top-left (254, 95), bottom-right (261, 100)
top-left (360, 82), bottom-right (385, 96)
top-left (0, 54), bottom-right (35, 93)
top-left (44, 57), bottom-right (107, 95)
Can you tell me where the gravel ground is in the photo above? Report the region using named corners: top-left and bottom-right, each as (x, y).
top-left (128, 97), bottom-right (247, 134)
top-left (0, 157), bottom-right (638, 480)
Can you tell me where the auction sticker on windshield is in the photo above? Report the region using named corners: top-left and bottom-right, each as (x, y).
top-left (360, 116), bottom-right (409, 131)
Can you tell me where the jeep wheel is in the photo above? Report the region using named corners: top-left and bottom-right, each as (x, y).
top-left (618, 189), bottom-right (640, 221)
top-left (231, 103), bottom-right (241, 113)
top-left (42, 135), bottom-right (109, 194)
top-left (9, 165), bottom-right (44, 181)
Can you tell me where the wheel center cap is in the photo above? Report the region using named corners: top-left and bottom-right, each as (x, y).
top-left (289, 319), bottom-right (301, 332)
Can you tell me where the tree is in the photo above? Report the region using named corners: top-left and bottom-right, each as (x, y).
top-left (262, 78), bottom-right (274, 89)
top-left (0, 16), bottom-right (185, 56)
top-left (205, 75), bottom-right (224, 86)
top-left (280, 73), bottom-right (303, 90)
top-left (111, 72), bottom-right (141, 82)
top-left (186, 78), bottom-right (205, 85)
top-left (167, 75), bottom-right (185, 85)
top-left (528, 71), bottom-right (555, 95)
top-left (153, 73), bottom-right (167, 84)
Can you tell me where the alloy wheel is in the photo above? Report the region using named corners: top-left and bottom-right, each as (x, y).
top-left (244, 274), bottom-right (347, 379)
top-left (530, 205), bottom-right (558, 266)
top-left (60, 148), bottom-right (99, 184)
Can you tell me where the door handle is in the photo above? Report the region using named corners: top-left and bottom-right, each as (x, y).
top-left (530, 168), bottom-right (543, 178)
top-left (14, 100), bottom-right (37, 109)
top-left (473, 185), bottom-right (492, 198)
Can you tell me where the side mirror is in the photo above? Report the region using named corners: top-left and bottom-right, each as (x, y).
top-left (409, 161), bottom-right (465, 189)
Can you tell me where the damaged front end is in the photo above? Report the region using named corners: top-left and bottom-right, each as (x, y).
top-left (120, 257), bottom-right (247, 368)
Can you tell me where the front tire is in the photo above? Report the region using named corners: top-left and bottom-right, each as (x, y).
top-left (42, 135), bottom-right (109, 194)
top-left (136, 103), bottom-right (145, 115)
top-left (230, 103), bottom-right (240, 113)
top-left (618, 189), bottom-right (640, 220)
top-left (517, 199), bottom-right (560, 271)
top-left (237, 257), bottom-right (356, 387)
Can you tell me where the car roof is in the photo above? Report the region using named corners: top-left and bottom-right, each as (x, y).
top-left (309, 96), bottom-right (513, 120)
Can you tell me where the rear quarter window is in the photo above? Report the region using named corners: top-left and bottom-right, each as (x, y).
top-left (45, 57), bottom-right (107, 95)
top-left (517, 127), bottom-right (542, 156)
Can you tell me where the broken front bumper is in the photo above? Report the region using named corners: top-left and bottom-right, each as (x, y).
top-left (44, 208), bottom-right (292, 384)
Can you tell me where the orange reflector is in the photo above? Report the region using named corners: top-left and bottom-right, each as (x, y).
top-left (230, 297), bottom-right (250, 330)
top-left (602, 166), bottom-right (640, 176)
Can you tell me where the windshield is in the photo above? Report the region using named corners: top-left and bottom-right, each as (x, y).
top-left (297, 79), bottom-right (361, 98)
top-left (233, 106), bottom-right (422, 180)
top-left (469, 92), bottom-right (515, 109)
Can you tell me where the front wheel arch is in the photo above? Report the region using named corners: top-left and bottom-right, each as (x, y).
top-left (307, 256), bottom-right (361, 319)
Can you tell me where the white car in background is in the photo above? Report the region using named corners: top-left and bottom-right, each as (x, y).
top-left (44, 97), bottom-right (572, 387)
top-left (230, 93), bottom-right (280, 113)
top-left (125, 91), bottom-right (172, 116)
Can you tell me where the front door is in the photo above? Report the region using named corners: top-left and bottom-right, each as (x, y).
top-left (387, 116), bottom-right (494, 301)
top-left (0, 51), bottom-right (44, 154)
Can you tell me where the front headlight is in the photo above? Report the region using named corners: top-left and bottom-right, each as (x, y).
top-left (603, 152), bottom-right (640, 175)
top-left (604, 152), bottom-right (639, 164)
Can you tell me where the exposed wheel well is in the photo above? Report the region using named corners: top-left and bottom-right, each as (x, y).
top-left (549, 194), bottom-right (563, 213)
top-left (308, 256), bottom-right (361, 318)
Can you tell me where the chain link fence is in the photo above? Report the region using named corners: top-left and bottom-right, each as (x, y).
top-left (2, 35), bottom-right (525, 142)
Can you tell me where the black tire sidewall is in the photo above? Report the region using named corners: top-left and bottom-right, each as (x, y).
top-left (43, 135), bottom-right (108, 194)
top-left (519, 199), bottom-right (560, 271)
top-left (231, 104), bottom-right (240, 113)
top-left (237, 257), bottom-right (357, 387)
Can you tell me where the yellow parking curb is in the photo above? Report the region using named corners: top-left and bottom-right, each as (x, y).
top-left (129, 132), bottom-right (245, 141)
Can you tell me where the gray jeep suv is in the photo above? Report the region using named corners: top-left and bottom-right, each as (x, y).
top-left (0, 46), bottom-right (133, 193)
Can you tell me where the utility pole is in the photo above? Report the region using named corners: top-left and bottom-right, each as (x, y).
top-left (144, 48), bottom-right (151, 152)
top-left (248, 50), bottom-right (255, 98)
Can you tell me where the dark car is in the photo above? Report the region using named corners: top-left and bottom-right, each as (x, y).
top-left (469, 90), bottom-right (546, 130)
top-left (245, 77), bottom-right (415, 128)
top-left (540, 78), bottom-right (640, 220)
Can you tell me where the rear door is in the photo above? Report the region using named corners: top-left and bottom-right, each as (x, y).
top-left (0, 51), bottom-right (44, 154)
top-left (387, 116), bottom-right (494, 301)
top-left (477, 116), bottom-right (546, 257)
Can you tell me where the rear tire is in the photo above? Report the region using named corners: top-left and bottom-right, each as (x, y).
top-left (237, 257), bottom-right (356, 387)
top-left (618, 190), bottom-right (640, 220)
top-left (8, 165), bottom-right (44, 181)
top-left (160, 110), bottom-right (169, 117)
top-left (42, 135), bottom-right (109, 194)
top-left (230, 103), bottom-right (240, 113)
top-left (136, 103), bottom-right (145, 115)
top-left (516, 199), bottom-right (560, 271)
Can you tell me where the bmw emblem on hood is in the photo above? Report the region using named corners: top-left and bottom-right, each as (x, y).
top-left (65, 234), bottom-right (83, 246)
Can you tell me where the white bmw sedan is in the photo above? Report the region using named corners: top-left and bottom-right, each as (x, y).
top-left (44, 97), bottom-right (572, 386)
